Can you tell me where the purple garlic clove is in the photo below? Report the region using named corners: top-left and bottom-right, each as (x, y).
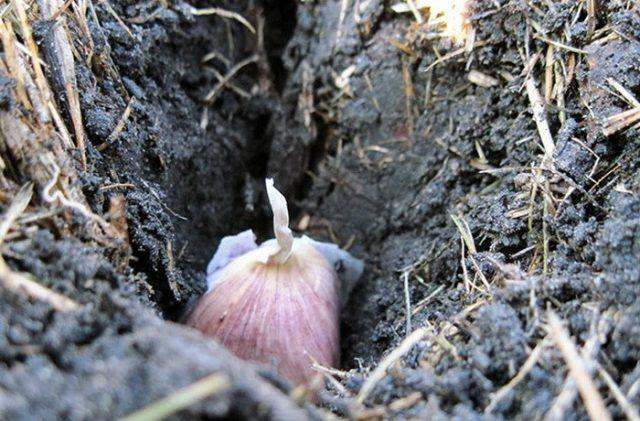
top-left (187, 179), bottom-right (364, 384)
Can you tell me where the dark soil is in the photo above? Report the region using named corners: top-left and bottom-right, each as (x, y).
top-left (1, 0), bottom-right (639, 419)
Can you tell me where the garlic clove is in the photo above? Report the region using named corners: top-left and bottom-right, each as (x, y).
top-left (187, 179), bottom-right (363, 384)
top-left (187, 239), bottom-right (340, 384)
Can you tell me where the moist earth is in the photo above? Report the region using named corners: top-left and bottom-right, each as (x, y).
top-left (1, 0), bottom-right (639, 419)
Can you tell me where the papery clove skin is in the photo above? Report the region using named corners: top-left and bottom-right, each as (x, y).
top-left (186, 179), bottom-right (362, 385)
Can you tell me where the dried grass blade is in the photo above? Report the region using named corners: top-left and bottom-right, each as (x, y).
top-left (0, 182), bottom-right (33, 244)
top-left (547, 311), bottom-right (612, 421)
top-left (120, 374), bottom-right (230, 421)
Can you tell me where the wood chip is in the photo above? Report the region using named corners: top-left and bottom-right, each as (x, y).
top-left (468, 70), bottom-right (499, 88)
